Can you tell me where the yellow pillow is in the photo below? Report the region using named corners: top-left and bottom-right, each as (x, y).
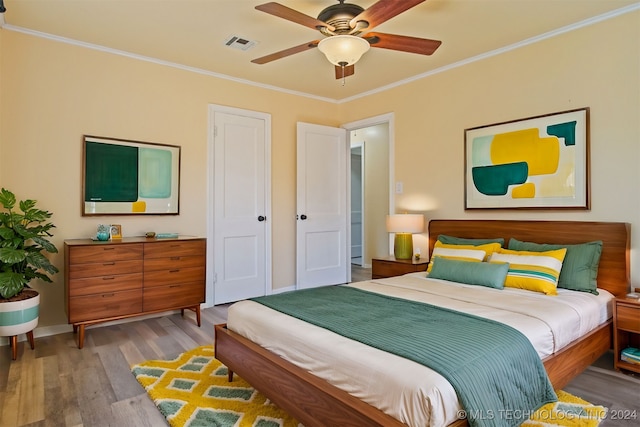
top-left (489, 248), bottom-right (567, 295)
top-left (427, 241), bottom-right (501, 272)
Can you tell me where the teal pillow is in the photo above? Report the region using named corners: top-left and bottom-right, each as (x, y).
top-left (507, 238), bottom-right (603, 295)
top-left (428, 257), bottom-right (509, 289)
top-left (437, 234), bottom-right (505, 247)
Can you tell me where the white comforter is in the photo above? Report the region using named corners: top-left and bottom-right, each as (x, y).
top-left (227, 273), bottom-right (613, 427)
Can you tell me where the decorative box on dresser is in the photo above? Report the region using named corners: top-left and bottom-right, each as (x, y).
top-left (613, 295), bottom-right (640, 374)
top-left (64, 236), bottom-right (205, 348)
top-left (371, 255), bottom-right (429, 279)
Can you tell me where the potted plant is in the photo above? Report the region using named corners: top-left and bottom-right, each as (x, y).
top-left (0, 188), bottom-right (58, 359)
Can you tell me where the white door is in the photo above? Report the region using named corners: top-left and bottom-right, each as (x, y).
top-left (350, 144), bottom-right (364, 265)
top-left (296, 122), bottom-right (349, 289)
top-left (211, 107), bottom-right (271, 304)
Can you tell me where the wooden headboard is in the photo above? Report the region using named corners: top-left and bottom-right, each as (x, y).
top-left (428, 220), bottom-right (630, 298)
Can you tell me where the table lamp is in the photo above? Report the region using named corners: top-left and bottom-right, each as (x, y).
top-left (386, 214), bottom-right (425, 260)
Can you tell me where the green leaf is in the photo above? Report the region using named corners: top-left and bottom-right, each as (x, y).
top-left (0, 247), bottom-right (27, 264)
top-left (0, 271), bottom-right (28, 299)
top-left (0, 188), bottom-right (16, 210)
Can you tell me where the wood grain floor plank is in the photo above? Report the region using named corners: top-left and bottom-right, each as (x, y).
top-left (110, 393), bottom-right (168, 426)
top-left (95, 345), bottom-right (145, 401)
top-left (57, 366), bottom-right (84, 427)
top-left (73, 351), bottom-right (117, 427)
top-left (16, 354), bottom-right (45, 424)
top-left (119, 339), bottom-right (148, 366)
top-left (1, 351), bottom-right (26, 426)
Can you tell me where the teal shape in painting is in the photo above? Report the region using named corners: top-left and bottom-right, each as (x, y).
top-left (470, 135), bottom-right (494, 166)
top-left (472, 162), bottom-right (528, 195)
top-left (547, 121), bottom-right (577, 146)
top-left (84, 142), bottom-right (139, 202)
top-left (139, 147), bottom-right (172, 198)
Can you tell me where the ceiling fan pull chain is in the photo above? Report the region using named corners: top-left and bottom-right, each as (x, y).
top-left (341, 63), bottom-right (346, 86)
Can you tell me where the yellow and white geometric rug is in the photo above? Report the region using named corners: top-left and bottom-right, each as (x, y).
top-left (132, 345), bottom-right (301, 427)
top-left (132, 345), bottom-right (607, 427)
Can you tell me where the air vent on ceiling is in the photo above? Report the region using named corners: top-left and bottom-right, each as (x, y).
top-left (223, 35), bottom-right (258, 51)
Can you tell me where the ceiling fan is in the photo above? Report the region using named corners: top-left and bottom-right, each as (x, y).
top-left (252, 0), bottom-right (442, 80)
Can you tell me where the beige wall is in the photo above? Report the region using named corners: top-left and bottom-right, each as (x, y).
top-left (340, 11), bottom-right (640, 286)
top-left (1, 9), bottom-right (638, 332)
top-left (0, 30), bottom-right (340, 328)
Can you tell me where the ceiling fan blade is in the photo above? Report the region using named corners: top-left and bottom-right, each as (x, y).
top-left (334, 64), bottom-right (355, 80)
top-left (256, 2), bottom-right (335, 32)
top-left (350, 0), bottom-right (426, 30)
top-left (251, 40), bottom-right (320, 64)
top-left (363, 32), bottom-right (441, 55)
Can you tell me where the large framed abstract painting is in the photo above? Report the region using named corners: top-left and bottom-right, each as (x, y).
top-left (82, 135), bottom-right (181, 216)
top-left (464, 108), bottom-right (589, 210)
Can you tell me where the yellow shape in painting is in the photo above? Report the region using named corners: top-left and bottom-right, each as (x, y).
top-left (132, 201), bottom-right (147, 212)
top-left (538, 162), bottom-right (576, 197)
top-left (491, 129), bottom-right (559, 175)
top-left (512, 183), bottom-right (536, 199)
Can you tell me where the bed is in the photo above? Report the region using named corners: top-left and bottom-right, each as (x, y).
top-left (214, 220), bottom-right (630, 427)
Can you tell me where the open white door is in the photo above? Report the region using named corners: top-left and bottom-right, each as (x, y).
top-left (296, 122), bottom-right (349, 289)
top-left (211, 108), bottom-right (271, 304)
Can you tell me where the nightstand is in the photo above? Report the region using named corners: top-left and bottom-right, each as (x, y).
top-left (371, 256), bottom-right (429, 279)
top-left (613, 296), bottom-right (640, 374)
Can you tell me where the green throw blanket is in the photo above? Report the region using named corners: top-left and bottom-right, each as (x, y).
top-left (252, 286), bottom-right (556, 427)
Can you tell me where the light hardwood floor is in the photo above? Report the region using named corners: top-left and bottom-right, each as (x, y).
top-left (1, 267), bottom-right (638, 426)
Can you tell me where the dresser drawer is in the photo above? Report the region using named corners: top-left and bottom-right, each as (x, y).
top-left (371, 258), bottom-right (429, 279)
top-left (68, 244), bottom-right (143, 264)
top-left (143, 282), bottom-right (204, 312)
top-left (69, 289), bottom-right (142, 323)
top-left (68, 260), bottom-right (143, 279)
top-left (144, 240), bottom-right (205, 259)
top-left (68, 273), bottom-right (143, 297)
top-left (144, 266), bottom-right (205, 288)
top-left (617, 305), bottom-right (640, 332)
top-left (144, 255), bottom-right (205, 272)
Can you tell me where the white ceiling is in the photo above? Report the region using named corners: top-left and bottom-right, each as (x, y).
top-left (2, 0), bottom-right (638, 101)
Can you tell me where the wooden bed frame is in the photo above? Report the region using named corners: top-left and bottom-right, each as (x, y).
top-left (215, 220), bottom-right (630, 427)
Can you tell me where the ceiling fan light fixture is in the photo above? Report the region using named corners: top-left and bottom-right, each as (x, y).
top-left (317, 35), bottom-right (370, 66)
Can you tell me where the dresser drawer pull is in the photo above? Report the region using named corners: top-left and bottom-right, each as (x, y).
top-left (169, 285), bottom-right (181, 288)
top-left (103, 247), bottom-right (115, 251)
top-left (171, 257), bottom-right (180, 260)
top-left (103, 262), bottom-right (116, 266)
top-left (102, 276), bottom-right (115, 280)
top-left (169, 269), bottom-right (180, 273)
top-left (101, 293), bottom-right (115, 297)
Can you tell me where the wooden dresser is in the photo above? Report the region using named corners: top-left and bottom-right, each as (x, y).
top-left (64, 236), bottom-right (205, 348)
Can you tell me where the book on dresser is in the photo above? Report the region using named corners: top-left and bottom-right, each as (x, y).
top-left (64, 235), bottom-right (206, 348)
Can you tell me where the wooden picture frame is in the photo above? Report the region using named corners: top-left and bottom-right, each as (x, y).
top-left (82, 135), bottom-right (181, 216)
top-left (464, 108), bottom-right (589, 210)
top-left (109, 224), bottom-right (122, 239)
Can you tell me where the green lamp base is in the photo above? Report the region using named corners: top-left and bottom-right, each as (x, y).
top-left (394, 233), bottom-right (414, 260)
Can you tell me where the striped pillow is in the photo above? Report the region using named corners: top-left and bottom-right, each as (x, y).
top-left (489, 248), bottom-right (567, 295)
top-left (427, 241), bottom-right (501, 272)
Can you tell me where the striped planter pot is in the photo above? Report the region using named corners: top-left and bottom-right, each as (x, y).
top-left (0, 292), bottom-right (40, 336)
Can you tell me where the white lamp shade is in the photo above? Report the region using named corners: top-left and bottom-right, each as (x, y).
top-left (386, 214), bottom-right (424, 234)
top-left (317, 35), bottom-right (370, 66)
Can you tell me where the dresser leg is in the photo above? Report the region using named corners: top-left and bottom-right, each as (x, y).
top-left (195, 306), bottom-right (201, 327)
top-left (77, 325), bottom-right (85, 349)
